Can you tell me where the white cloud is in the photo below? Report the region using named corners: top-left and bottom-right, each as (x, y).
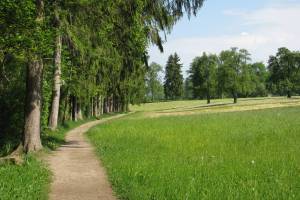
top-left (149, 3), bottom-right (300, 77)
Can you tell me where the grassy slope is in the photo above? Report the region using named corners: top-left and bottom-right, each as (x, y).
top-left (0, 118), bottom-right (97, 200)
top-left (88, 107), bottom-right (300, 200)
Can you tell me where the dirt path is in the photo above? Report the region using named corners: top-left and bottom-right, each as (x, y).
top-left (47, 114), bottom-right (125, 200)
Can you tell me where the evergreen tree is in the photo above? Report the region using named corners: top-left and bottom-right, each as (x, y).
top-left (164, 53), bottom-right (184, 100)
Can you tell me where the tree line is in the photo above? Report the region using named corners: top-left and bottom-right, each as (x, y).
top-left (0, 0), bottom-right (206, 154)
top-left (145, 47), bottom-right (300, 103)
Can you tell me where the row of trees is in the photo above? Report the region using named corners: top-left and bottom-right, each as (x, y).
top-left (145, 47), bottom-right (300, 103)
top-left (0, 0), bottom-right (205, 154)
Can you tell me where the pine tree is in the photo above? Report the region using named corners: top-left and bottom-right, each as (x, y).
top-left (164, 53), bottom-right (184, 100)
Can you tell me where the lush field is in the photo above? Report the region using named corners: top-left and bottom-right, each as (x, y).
top-left (88, 106), bottom-right (300, 199)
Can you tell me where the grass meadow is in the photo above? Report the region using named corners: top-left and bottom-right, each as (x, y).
top-left (88, 105), bottom-right (300, 200)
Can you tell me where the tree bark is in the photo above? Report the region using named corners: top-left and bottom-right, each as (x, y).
top-left (71, 96), bottom-right (77, 121)
top-left (233, 91), bottom-right (238, 104)
top-left (62, 95), bottom-right (69, 124)
top-left (23, 58), bottom-right (43, 153)
top-left (207, 88), bottom-right (211, 104)
top-left (48, 34), bottom-right (62, 130)
top-left (287, 90), bottom-right (292, 98)
top-left (77, 101), bottom-right (83, 120)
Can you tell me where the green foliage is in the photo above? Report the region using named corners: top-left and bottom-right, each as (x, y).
top-left (187, 49), bottom-right (268, 102)
top-left (164, 53), bottom-right (184, 100)
top-left (0, 55), bottom-right (26, 156)
top-left (268, 47), bottom-right (300, 97)
top-left (145, 62), bottom-right (164, 102)
top-left (189, 53), bottom-right (218, 102)
top-left (88, 106), bottom-right (300, 200)
top-left (250, 62), bottom-right (268, 97)
top-left (0, 156), bottom-right (50, 200)
top-left (0, 0), bottom-right (207, 153)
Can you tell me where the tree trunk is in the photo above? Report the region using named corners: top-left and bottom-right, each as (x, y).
top-left (62, 95), bottom-right (69, 124)
top-left (77, 101), bottom-right (83, 120)
top-left (100, 96), bottom-right (103, 115)
top-left (233, 92), bottom-right (238, 104)
top-left (287, 90), bottom-right (292, 98)
top-left (48, 34), bottom-right (62, 130)
top-left (207, 88), bottom-right (211, 104)
top-left (93, 97), bottom-right (98, 116)
top-left (91, 98), bottom-right (94, 117)
top-left (71, 96), bottom-right (77, 121)
top-left (109, 96), bottom-right (113, 113)
top-left (23, 58), bottom-right (43, 153)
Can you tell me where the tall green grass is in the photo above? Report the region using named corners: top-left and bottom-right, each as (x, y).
top-left (88, 107), bottom-right (300, 200)
top-left (0, 156), bottom-right (50, 200)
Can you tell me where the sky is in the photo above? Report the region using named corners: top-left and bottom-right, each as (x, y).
top-left (148, 0), bottom-right (300, 77)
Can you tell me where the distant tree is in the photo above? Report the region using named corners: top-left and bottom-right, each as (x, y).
top-left (184, 77), bottom-right (193, 99)
top-left (146, 62), bottom-right (164, 102)
top-left (164, 53), bottom-right (184, 100)
top-left (250, 62), bottom-right (268, 97)
top-left (219, 48), bottom-right (251, 103)
top-left (189, 53), bottom-right (218, 104)
top-left (268, 47), bottom-right (300, 98)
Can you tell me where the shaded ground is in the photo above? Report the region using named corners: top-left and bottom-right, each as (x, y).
top-left (47, 114), bottom-right (125, 200)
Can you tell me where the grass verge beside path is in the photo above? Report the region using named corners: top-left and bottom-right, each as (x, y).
top-left (0, 115), bottom-right (112, 200)
top-left (88, 107), bottom-right (300, 200)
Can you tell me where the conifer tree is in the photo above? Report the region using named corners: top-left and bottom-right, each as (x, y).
top-left (164, 53), bottom-right (184, 100)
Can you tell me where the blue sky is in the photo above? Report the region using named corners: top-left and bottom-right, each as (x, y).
top-left (148, 0), bottom-right (300, 77)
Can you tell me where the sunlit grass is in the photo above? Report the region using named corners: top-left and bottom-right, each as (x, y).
top-left (88, 106), bottom-right (300, 200)
top-left (130, 97), bottom-right (300, 113)
top-left (0, 156), bottom-right (50, 200)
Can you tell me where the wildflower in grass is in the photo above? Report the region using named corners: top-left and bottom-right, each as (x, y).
top-left (251, 160), bottom-right (255, 164)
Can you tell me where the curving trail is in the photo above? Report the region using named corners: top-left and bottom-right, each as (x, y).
top-left (47, 114), bottom-right (125, 200)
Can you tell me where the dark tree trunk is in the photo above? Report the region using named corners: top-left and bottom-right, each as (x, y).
top-left (48, 34), bottom-right (62, 130)
top-left (233, 92), bottom-right (238, 104)
top-left (287, 90), bottom-right (292, 98)
top-left (23, 58), bottom-right (43, 153)
top-left (71, 96), bottom-right (77, 121)
top-left (207, 88), bottom-right (211, 104)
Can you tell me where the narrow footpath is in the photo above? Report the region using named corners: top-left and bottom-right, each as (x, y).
top-left (48, 114), bottom-right (125, 200)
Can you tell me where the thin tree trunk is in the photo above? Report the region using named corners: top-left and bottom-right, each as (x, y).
top-left (23, 58), bottom-right (43, 152)
top-left (106, 97), bottom-right (110, 113)
top-left (93, 97), bottom-right (98, 116)
top-left (207, 88), bottom-right (211, 104)
top-left (91, 98), bottom-right (94, 116)
top-left (62, 95), bottom-right (68, 124)
top-left (72, 96), bottom-right (77, 121)
top-left (111, 96), bottom-right (114, 112)
top-left (287, 90), bottom-right (292, 98)
top-left (48, 34), bottom-right (62, 130)
top-left (233, 91), bottom-right (238, 104)
top-left (77, 101), bottom-right (83, 120)
top-left (100, 96), bottom-right (103, 115)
